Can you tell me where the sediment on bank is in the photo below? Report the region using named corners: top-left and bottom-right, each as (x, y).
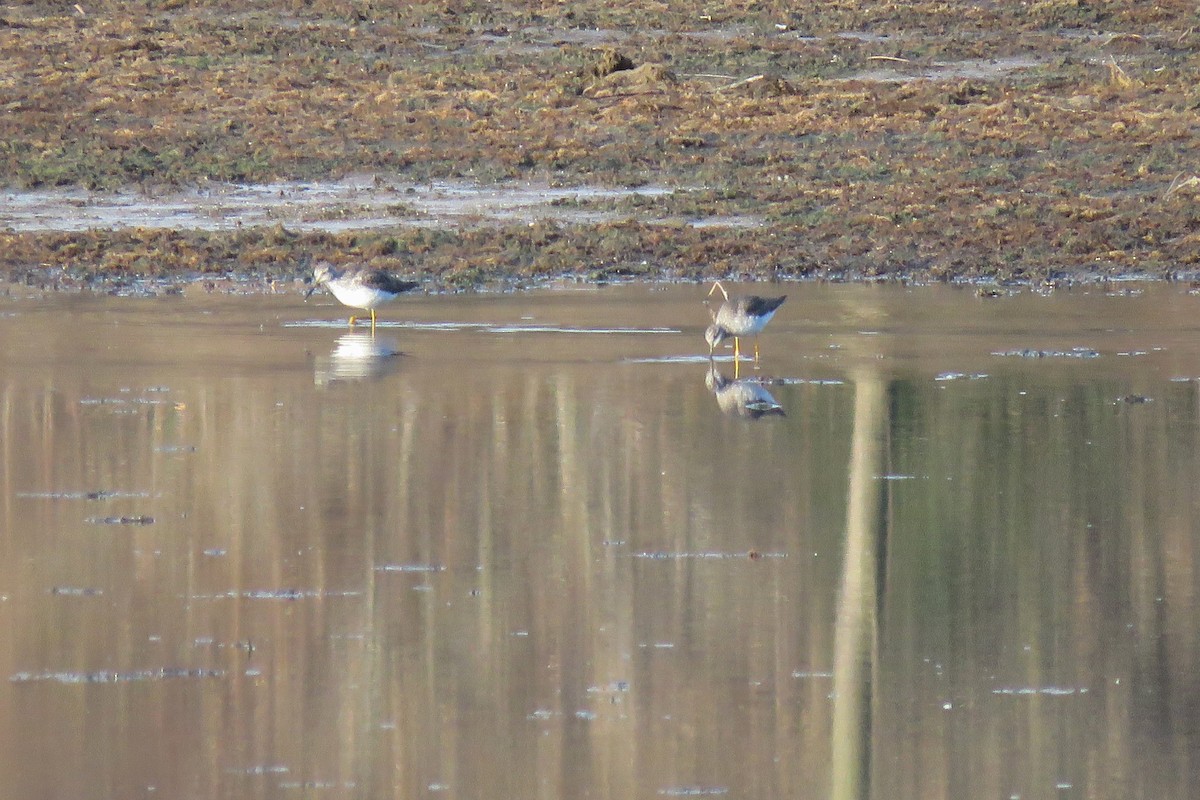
top-left (3, 2), bottom-right (1200, 288)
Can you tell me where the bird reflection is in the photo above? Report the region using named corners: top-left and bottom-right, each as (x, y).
top-left (313, 332), bottom-right (402, 386)
top-left (705, 361), bottom-right (785, 419)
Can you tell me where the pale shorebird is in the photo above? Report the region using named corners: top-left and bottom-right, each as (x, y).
top-left (306, 261), bottom-right (419, 329)
top-left (704, 281), bottom-right (787, 366)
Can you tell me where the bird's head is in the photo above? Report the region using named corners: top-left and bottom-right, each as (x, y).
top-left (312, 262), bottom-right (336, 284)
top-left (305, 262), bottom-right (336, 299)
top-left (705, 324), bottom-right (727, 352)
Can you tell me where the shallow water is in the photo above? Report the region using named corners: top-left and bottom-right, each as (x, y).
top-left (2, 282), bottom-right (1200, 799)
top-left (0, 177), bottom-right (758, 234)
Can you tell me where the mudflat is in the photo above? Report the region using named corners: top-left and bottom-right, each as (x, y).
top-left (2, 1), bottom-right (1198, 290)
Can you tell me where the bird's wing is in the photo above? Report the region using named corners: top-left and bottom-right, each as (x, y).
top-left (362, 271), bottom-right (420, 294)
top-left (743, 295), bottom-right (787, 316)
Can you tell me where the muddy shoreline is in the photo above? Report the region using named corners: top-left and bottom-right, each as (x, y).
top-left (3, 3), bottom-right (1200, 290)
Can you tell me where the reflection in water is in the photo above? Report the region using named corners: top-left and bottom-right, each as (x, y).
top-left (313, 332), bottom-right (401, 386)
top-left (2, 285), bottom-right (1200, 799)
top-left (704, 361), bottom-right (785, 419)
top-left (832, 369), bottom-right (887, 800)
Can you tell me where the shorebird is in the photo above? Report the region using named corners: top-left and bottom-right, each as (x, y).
top-left (704, 281), bottom-right (787, 366)
top-left (306, 262), bottom-right (419, 329)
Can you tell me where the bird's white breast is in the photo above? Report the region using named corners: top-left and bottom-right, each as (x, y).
top-left (327, 281), bottom-right (393, 310)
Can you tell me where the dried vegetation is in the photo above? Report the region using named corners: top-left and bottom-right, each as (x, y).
top-left (2, 1), bottom-right (1200, 288)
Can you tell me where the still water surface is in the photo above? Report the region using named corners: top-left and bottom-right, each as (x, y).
top-left (2, 283), bottom-right (1200, 799)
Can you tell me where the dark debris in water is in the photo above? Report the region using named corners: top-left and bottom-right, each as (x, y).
top-left (10, 667), bottom-right (226, 684)
top-left (1117, 394), bottom-right (1152, 404)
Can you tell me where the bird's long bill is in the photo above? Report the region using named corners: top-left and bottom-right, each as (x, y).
top-left (304, 284), bottom-right (318, 300)
top-left (707, 280), bottom-right (729, 301)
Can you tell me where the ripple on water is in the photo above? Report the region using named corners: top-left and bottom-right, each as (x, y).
top-left (288, 319), bottom-right (679, 335)
top-left (991, 347), bottom-right (1100, 359)
top-left (227, 766), bottom-right (290, 776)
top-left (86, 515), bottom-right (155, 525)
top-left (50, 586), bottom-right (103, 597)
top-left (935, 372), bottom-right (989, 381)
top-left (658, 788), bottom-right (730, 797)
top-left (10, 667), bottom-right (225, 684)
top-left (633, 550), bottom-right (786, 560)
top-left (190, 589), bottom-right (363, 600)
top-left (375, 563), bottom-right (445, 574)
top-left (16, 489), bottom-right (151, 500)
top-left (991, 686), bottom-right (1088, 696)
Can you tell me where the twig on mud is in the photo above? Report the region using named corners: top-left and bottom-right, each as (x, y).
top-left (718, 74), bottom-right (766, 91)
top-left (1107, 56), bottom-right (1134, 88)
top-left (585, 91), bottom-right (677, 105)
top-left (1102, 33), bottom-right (1144, 46)
top-left (682, 73), bottom-right (739, 81)
top-left (866, 55), bottom-right (910, 63)
top-left (1164, 172), bottom-right (1200, 199)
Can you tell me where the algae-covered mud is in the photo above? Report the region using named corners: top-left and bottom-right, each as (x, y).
top-left (2, 1), bottom-right (1200, 289)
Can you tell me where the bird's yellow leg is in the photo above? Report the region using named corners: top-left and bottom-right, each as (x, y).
top-left (370, 309), bottom-right (377, 333)
top-left (754, 339), bottom-right (760, 366)
top-left (348, 315), bottom-right (358, 327)
top-left (733, 337), bottom-right (741, 362)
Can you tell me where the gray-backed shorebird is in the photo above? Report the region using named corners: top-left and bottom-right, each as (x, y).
top-left (704, 281), bottom-right (787, 366)
top-left (306, 262), bottom-right (419, 329)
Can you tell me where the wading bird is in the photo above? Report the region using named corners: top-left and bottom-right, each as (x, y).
top-left (704, 281), bottom-right (787, 367)
top-left (306, 262), bottom-right (419, 330)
